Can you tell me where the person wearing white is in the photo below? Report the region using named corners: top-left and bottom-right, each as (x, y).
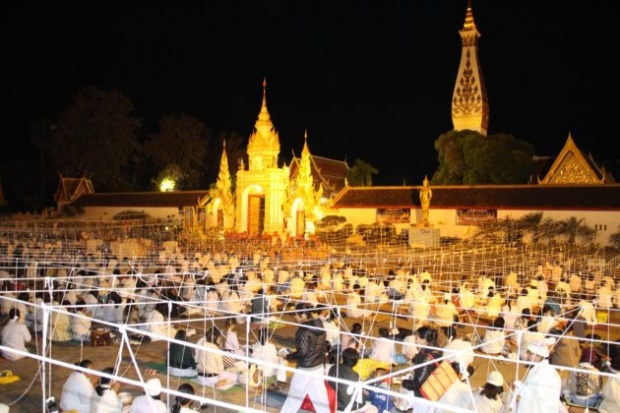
top-left (249, 327), bottom-right (279, 377)
top-left (577, 296), bottom-right (598, 326)
top-left (1, 308), bottom-right (31, 360)
top-left (194, 328), bottom-right (238, 387)
top-left (596, 282), bottom-right (614, 310)
top-left (443, 334), bottom-right (475, 378)
top-left (501, 298), bottom-right (521, 331)
top-left (51, 300), bottom-right (73, 342)
top-left (512, 340), bottom-right (562, 413)
top-left (130, 378), bottom-right (167, 413)
top-left (223, 317), bottom-right (244, 356)
top-left (459, 282), bottom-right (476, 310)
top-left (71, 299), bottom-right (93, 342)
top-left (143, 303), bottom-right (176, 342)
top-left (369, 327), bottom-right (396, 365)
top-left (409, 294), bottom-right (431, 331)
top-left (481, 317), bottom-right (506, 355)
top-left (471, 371), bottom-right (506, 413)
top-left (60, 360), bottom-right (97, 413)
top-left (346, 288), bottom-right (369, 320)
top-left (90, 367), bottom-right (122, 413)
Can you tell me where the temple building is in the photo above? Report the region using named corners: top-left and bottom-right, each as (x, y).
top-left (203, 78), bottom-right (348, 237)
top-left (54, 1), bottom-right (618, 245)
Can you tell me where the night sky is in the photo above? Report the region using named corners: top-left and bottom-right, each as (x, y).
top-left (5, 0), bottom-right (619, 186)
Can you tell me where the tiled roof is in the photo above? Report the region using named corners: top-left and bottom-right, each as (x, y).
top-left (54, 177), bottom-right (94, 202)
top-left (332, 184), bottom-right (620, 210)
top-left (75, 191), bottom-right (210, 208)
top-left (289, 155), bottom-right (349, 193)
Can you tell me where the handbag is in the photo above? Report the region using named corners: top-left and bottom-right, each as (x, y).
top-left (0, 370), bottom-right (21, 385)
top-left (419, 357), bottom-right (458, 401)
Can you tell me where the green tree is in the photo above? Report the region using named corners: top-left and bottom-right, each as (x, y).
top-left (37, 86), bottom-right (142, 191)
top-left (432, 130), bottom-right (535, 184)
top-left (144, 113), bottom-right (210, 190)
top-left (517, 212), bottom-right (548, 243)
top-left (346, 158), bottom-right (378, 186)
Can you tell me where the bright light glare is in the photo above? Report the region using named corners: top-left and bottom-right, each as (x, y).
top-left (159, 178), bottom-right (176, 192)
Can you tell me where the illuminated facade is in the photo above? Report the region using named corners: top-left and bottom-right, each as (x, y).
top-left (452, 1), bottom-right (489, 136)
top-left (206, 79), bottom-right (344, 237)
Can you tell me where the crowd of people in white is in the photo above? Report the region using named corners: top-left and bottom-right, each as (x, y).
top-left (0, 234), bottom-right (619, 412)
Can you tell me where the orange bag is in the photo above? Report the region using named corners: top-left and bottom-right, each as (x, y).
top-left (419, 359), bottom-right (458, 401)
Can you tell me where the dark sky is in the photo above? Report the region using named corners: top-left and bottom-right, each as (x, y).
top-left (5, 0), bottom-right (619, 186)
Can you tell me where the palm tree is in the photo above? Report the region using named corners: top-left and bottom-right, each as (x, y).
top-left (346, 159), bottom-right (378, 186)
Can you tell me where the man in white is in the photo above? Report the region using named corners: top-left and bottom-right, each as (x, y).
top-left (59, 360), bottom-right (97, 413)
top-left (130, 378), bottom-right (167, 412)
top-left (569, 272), bottom-right (582, 294)
top-left (1, 308), bottom-right (31, 360)
top-left (596, 281), bottom-right (614, 310)
top-left (511, 339), bottom-right (562, 413)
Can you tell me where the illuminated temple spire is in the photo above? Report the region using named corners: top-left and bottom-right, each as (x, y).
top-left (247, 78), bottom-right (281, 171)
top-left (298, 130), bottom-right (313, 191)
top-left (452, 0), bottom-right (489, 136)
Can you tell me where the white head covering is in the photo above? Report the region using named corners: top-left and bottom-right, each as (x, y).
top-left (527, 340), bottom-right (551, 358)
top-left (146, 378), bottom-right (162, 396)
top-left (487, 371), bottom-right (503, 387)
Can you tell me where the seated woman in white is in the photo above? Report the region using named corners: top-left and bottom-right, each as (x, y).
top-left (345, 286), bottom-right (370, 320)
top-left (1, 308), bottom-right (31, 360)
top-left (480, 317), bottom-right (506, 355)
top-left (143, 303), bottom-right (177, 342)
top-left (248, 327), bottom-right (280, 384)
top-left (51, 300), bottom-right (73, 342)
top-left (70, 299), bottom-right (93, 342)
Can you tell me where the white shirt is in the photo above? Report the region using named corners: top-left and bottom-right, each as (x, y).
top-left (322, 319), bottom-right (340, 346)
top-left (250, 341), bottom-right (279, 377)
top-left (481, 328), bottom-right (505, 355)
top-left (1, 318), bottom-right (31, 360)
top-left (224, 329), bottom-right (244, 356)
top-left (144, 309), bottom-right (176, 342)
top-left (434, 379), bottom-right (473, 412)
top-left (90, 386), bottom-right (122, 413)
top-left (130, 395), bottom-right (167, 413)
top-left (60, 371), bottom-right (95, 413)
top-left (471, 392), bottom-right (505, 413)
top-left (71, 311), bottom-right (92, 341)
top-left (195, 338), bottom-right (224, 375)
top-left (370, 336), bottom-right (395, 364)
top-left (515, 359), bottom-right (561, 413)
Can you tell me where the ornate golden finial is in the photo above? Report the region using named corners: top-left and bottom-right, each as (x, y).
top-left (463, 0), bottom-right (477, 31)
top-left (262, 77), bottom-right (267, 105)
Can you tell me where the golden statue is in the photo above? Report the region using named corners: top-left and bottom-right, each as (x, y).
top-left (419, 176), bottom-right (432, 226)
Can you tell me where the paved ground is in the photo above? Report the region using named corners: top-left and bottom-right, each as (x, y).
top-left (1, 302), bottom-right (618, 413)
